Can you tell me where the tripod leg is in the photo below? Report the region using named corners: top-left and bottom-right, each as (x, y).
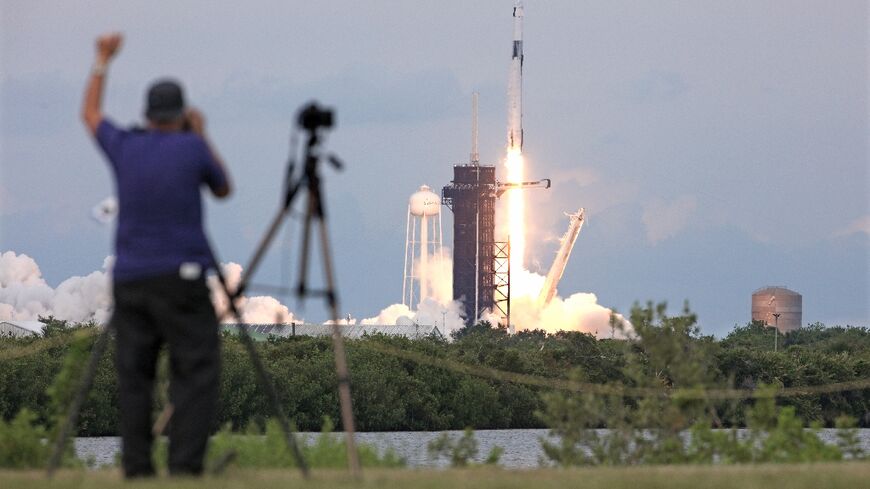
top-left (212, 261), bottom-right (310, 477)
top-left (46, 325), bottom-right (113, 477)
top-left (315, 216), bottom-right (362, 478)
top-left (234, 324), bottom-right (310, 476)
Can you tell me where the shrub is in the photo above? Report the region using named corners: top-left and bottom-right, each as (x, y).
top-left (199, 417), bottom-right (404, 471)
top-left (0, 410), bottom-right (49, 468)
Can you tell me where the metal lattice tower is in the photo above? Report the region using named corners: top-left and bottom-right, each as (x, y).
top-left (494, 240), bottom-right (511, 331)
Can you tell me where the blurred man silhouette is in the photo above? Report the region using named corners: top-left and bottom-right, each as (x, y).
top-left (82, 32), bottom-right (231, 478)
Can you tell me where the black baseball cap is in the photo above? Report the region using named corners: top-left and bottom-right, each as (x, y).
top-left (145, 79), bottom-right (185, 122)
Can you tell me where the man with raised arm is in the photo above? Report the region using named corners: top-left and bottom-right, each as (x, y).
top-left (82, 32), bottom-right (231, 478)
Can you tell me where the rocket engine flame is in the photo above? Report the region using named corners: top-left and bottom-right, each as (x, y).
top-left (505, 148), bottom-right (525, 272)
top-left (506, 2), bottom-right (526, 273)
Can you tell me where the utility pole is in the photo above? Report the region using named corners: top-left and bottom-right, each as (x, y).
top-left (766, 294), bottom-right (778, 352)
top-left (772, 313), bottom-right (781, 352)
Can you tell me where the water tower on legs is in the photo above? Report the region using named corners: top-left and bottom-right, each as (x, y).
top-left (403, 185), bottom-right (443, 308)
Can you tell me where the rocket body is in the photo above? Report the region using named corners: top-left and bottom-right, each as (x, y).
top-left (505, 2), bottom-right (526, 274)
top-left (508, 2), bottom-right (524, 152)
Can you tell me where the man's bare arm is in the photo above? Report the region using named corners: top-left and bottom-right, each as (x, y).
top-left (186, 108), bottom-right (233, 198)
top-left (81, 33), bottom-right (122, 135)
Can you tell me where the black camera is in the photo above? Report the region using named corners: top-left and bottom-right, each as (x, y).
top-left (297, 102), bottom-right (334, 131)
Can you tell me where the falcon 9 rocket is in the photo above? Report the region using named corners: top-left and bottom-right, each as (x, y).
top-left (508, 1), bottom-right (524, 152)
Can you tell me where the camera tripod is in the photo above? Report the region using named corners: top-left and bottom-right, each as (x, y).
top-left (215, 101), bottom-right (361, 476)
top-left (47, 102), bottom-right (360, 478)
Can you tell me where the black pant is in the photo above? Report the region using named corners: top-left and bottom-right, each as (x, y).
top-left (112, 273), bottom-right (220, 477)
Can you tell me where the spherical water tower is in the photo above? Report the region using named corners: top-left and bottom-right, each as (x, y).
top-left (751, 286), bottom-right (802, 332)
top-left (402, 185), bottom-right (443, 308)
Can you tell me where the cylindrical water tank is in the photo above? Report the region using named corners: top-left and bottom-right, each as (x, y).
top-left (409, 185), bottom-right (440, 216)
top-left (751, 286), bottom-right (802, 332)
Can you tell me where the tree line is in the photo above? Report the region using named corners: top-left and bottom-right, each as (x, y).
top-left (0, 305), bottom-right (867, 437)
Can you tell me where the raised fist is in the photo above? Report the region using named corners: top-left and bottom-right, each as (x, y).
top-left (96, 32), bottom-right (123, 62)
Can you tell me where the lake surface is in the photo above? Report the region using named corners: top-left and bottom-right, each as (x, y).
top-left (75, 429), bottom-right (870, 469)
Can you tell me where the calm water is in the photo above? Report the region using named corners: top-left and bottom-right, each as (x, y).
top-left (75, 429), bottom-right (870, 469)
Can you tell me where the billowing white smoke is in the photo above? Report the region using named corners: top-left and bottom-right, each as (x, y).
top-left (417, 251), bottom-right (453, 305)
top-left (491, 266), bottom-right (630, 338)
top-left (361, 251), bottom-right (466, 333)
top-left (360, 303), bottom-right (412, 325)
top-left (358, 247), bottom-right (628, 338)
top-left (360, 298), bottom-right (465, 331)
top-left (207, 262), bottom-right (299, 324)
top-left (0, 252), bottom-right (298, 326)
top-left (1, 251), bottom-right (627, 338)
top-left (0, 251), bottom-right (113, 323)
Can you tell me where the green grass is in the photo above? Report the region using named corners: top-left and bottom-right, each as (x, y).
top-left (3, 463), bottom-right (869, 489)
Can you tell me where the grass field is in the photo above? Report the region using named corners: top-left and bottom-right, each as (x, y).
top-left (3, 463), bottom-right (869, 489)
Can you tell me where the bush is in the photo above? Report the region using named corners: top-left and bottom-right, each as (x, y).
top-left (539, 303), bottom-right (866, 467)
top-left (0, 410), bottom-right (49, 468)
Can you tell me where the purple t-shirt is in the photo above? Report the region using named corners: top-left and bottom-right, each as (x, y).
top-left (96, 119), bottom-right (226, 283)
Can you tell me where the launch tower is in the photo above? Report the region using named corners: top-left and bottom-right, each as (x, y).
top-left (442, 164), bottom-right (506, 324)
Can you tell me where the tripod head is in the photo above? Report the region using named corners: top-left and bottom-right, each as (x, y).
top-left (297, 102), bottom-right (333, 132)
top-left (297, 101), bottom-right (343, 173)
top-left (281, 101), bottom-right (343, 207)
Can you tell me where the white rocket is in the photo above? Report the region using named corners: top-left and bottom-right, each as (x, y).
top-left (507, 1), bottom-right (524, 152)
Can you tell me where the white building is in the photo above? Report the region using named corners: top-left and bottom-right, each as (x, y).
top-left (223, 323), bottom-right (445, 341)
top-left (0, 320), bottom-right (45, 337)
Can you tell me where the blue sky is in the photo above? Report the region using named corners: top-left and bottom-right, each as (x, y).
top-left (1, 1), bottom-right (867, 335)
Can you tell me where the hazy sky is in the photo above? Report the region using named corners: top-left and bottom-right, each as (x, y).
top-left (1, 1), bottom-right (867, 335)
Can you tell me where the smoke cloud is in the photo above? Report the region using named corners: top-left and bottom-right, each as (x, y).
top-left (0, 251), bottom-right (113, 323)
top-left (361, 251), bottom-right (466, 333)
top-left (481, 266), bottom-right (630, 338)
top-left (417, 251), bottom-right (453, 305)
top-left (207, 262), bottom-right (299, 324)
top-left (0, 252), bottom-right (298, 326)
top-left (1, 251), bottom-right (627, 338)
top-left (360, 246), bottom-right (627, 338)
